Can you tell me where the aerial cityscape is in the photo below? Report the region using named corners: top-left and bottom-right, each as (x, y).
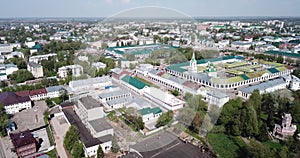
top-left (0, 1), bottom-right (300, 158)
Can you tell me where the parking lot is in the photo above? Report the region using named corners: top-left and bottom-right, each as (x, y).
top-left (12, 100), bottom-right (48, 131)
top-left (0, 101), bottom-right (50, 158)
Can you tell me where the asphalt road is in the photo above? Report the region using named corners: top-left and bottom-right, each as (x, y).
top-left (0, 139), bottom-right (5, 158)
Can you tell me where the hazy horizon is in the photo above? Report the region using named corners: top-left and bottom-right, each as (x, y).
top-left (1, 0), bottom-right (300, 18)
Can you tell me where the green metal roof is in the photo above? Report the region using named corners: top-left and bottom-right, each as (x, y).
top-left (268, 68), bottom-right (280, 74)
top-left (265, 50), bottom-right (300, 58)
top-left (167, 56), bottom-right (238, 73)
top-left (139, 107), bottom-right (162, 116)
top-left (121, 75), bottom-right (149, 89)
top-left (241, 74), bottom-right (250, 80)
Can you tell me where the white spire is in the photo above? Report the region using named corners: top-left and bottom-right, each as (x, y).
top-left (190, 51), bottom-right (197, 73)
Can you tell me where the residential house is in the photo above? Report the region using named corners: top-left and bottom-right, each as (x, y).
top-left (139, 107), bottom-right (162, 123)
top-left (0, 92), bottom-right (32, 114)
top-left (58, 64), bottom-right (83, 78)
top-left (27, 62), bottom-right (44, 78)
top-left (10, 130), bottom-right (37, 157)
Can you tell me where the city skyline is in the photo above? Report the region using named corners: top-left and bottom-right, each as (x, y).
top-left (1, 0), bottom-right (300, 18)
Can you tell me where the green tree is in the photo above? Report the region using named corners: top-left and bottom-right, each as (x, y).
top-left (241, 101), bottom-right (259, 137)
top-left (97, 145), bottom-right (104, 158)
top-left (64, 125), bottom-right (80, 152)
top-left (111, 136), bottom-right (120, 153)
top-left (218, 98), bottom-right (243, 125)
top-left (9, 69), bottom-right (34, 83)
top-left (0, 103), bottom-right (9, 136)
top-left (189, 112), bottom-right (204, 133)
top-left (156, 111), bottom-right (173, 128)
top-left (249, 90), bottom-right (262, 117)
top-left (276, 56), bottom-right (284, 63)
top-left (171, 90), bottom-right (179, 96)
top-left (278, 146), bottom-right (289, 158)
top-left (71, 142), bottom-right (84, 158)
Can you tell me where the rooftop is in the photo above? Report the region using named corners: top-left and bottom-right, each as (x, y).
top-left (0, 92), bottom-right (31, 106)
top-left (88, 118), bottom-right (113, 133)
top-left (240, 78), bottom-right (286, 94)
top-left (99, 88), bottom-right (131, 99)
top-left (121, 75), bottom-right (149, 90)
top-left (78, 96), bottom-right (102, 110)
top-left (139, 107), bottom-right (162, 116)
top-left (10, 129), bottom-right (36, 148)
top-left (69, 76), bottom-right (111, 88)
top-left (62, 108), bottom-right (112, 148)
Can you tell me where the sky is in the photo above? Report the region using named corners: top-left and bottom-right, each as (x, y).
top-left (0, 0), bottom-right (300, 18)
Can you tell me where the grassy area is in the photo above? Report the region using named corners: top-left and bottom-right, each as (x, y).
top-left (43, 112), bottom-right (55, 146)
top-left (297, 124), bottom-right (300, 133)
top-left (263, 140), bottom-right (282, 151)
top-left (51, 97), bottom-right (62, 105)
top-left (107, 111), bottom-right (118, 122)
top-left (207, 133), bottom-right (246, 158)
top-left (260, 113), bottom-right (268, 121)
top-left (46, 149), bottom-right (57, 158)
top-left (118, 116), bottom-right (138, 132)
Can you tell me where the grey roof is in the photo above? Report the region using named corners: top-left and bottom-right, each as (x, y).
top-left (164, 74), bottom-right (186, 84)
top-left (62, 108), bottom-right (112, 148)
top-left (207, 90), bottom-right (228, 99)
top-left (28, 62), bottom-right (41, 68)
top-left (78, 96), bottom-right (102, 110)
top-left (45, 85), bottom-right (65, 93)
top-left (107, 97), bottom-right (132, 106)
top-left (99, 89), bottom-right (131, 99)
top-left (148, 69), bottom-right (159, 75)
top-left (0, 63), bottom-right (18, 69)
top-left (188, 73), bottom-right (212, 82)
top-left (70, 76), bottom-right (110, 88)
top-left (239, 78), bottom-right (286, 94)
top-left (88, 118), bottom-right (113, 133)
top-left (110, 68), bottom-right (122, 74)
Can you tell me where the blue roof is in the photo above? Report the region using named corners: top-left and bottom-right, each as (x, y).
top-left (45, 85), bottom-right (65, 93)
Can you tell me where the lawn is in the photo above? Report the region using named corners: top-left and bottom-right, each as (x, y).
top-left (46, 149), bottom-right (57, 158)
top-left (207, 133), bottom-right (246, 158)
top-left (263, 140), bottom-right (282, 151)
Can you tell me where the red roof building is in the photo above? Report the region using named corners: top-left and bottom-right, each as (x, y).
top-left (10, 130), bottom-right (37, 157)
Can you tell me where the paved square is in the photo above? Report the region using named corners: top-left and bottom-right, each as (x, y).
top-left (12, 101), bottom-right (48, 131)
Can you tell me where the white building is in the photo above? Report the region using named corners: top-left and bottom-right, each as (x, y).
top-left (138, 107), bottom-right (162, 123)
top-left (205, 91), bottom-right (230, 107)
top-left (0, 64), bottom-right (18, 76)
top-left (5, 51), bottom-right (24, 59)
top-left (0, 55), bottom-right (4, 63)
top-left (27, 62), bottom-right (44, 78)
top-left (0, 92), bottom-right (32, 114)
top-left (29, 53), bottom-right (57, 63)
top-left (238, 78), bottom-right (288, 99)
top-left (91, 62), bottom-right (107, 70)
top-left (73, 96), bottom-right (113, 157)
top-left (290, 75), bottom-right (300, 91)
top-left (98, 87), bottom-right (132, 110)
top-left (231, 41), bottom-right (252, 50)
top-left (69, 76), bottom-right (112, 92)
top-left (143, 87), bottom-right (185, 111)
top-left (58, 64), bottom-right (83, 78)
top-left (45, 85), bottom-right (66, 98)
top-left (75, 96), bottom-right (105, 126)
top-left (0, 44), bottom-right (13, 53)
